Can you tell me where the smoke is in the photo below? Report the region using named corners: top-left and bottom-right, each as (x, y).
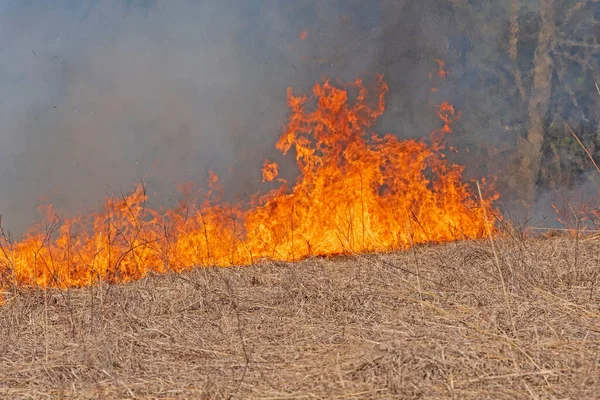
top-left (0, 0), bottom-right (385, 236)
top-left (1, 0), bottom-right (599, 236)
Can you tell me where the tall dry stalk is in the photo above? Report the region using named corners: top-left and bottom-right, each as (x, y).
top-left (406, 222), bottom-right (424, 318)
top-left (477, 181), bottom-right (516, 337)
top-left (564, 122), bottom-right (600, 176)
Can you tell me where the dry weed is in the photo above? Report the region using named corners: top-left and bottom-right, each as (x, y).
top-left (1, 235), bottom-right (599, 399)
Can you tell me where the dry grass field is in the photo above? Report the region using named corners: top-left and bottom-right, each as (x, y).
top-left (1, 234), bottom-right (599, 399)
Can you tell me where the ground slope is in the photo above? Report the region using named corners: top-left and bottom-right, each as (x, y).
top-left (1, 236), bottom-right (599, 399)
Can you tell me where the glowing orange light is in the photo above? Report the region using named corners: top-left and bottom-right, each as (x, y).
top-left (0, 76), bottom-right (500, 296)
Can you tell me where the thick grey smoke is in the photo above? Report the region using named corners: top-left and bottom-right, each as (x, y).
top-left (2, 0), bottom-right (599, 236)
top-left (0, 1), bottom-right (385, 236)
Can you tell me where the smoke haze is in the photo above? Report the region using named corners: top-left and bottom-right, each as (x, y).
top-left (1, 0), bottom-right (599, 235)
top-left (0, 1), bottom-right (381, 235)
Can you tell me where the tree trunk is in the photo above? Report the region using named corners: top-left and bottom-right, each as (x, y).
top-left (517, 0), bottom-right (554, 206)
top-left (509, 0), bottom-right (526, 101)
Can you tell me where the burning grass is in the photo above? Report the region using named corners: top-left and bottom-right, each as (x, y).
top-left (1, 235), bottom-right (599, 399)
top-left (0, 75), bottom-right (499, 292)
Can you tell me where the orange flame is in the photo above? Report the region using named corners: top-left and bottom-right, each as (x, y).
top-left (429, 60), bottom-right (448, 92)
top-left (434, 59), bottom-right (448, 78)
top-left (552, 201), bottom-right (600, 236)
top-left (0, 76), bottom-right (499, 294)
top-left (261, 160), bottom-right (279, 182)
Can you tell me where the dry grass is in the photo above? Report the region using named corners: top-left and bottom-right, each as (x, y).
top-left (1, 235), bottom-right (599, 399)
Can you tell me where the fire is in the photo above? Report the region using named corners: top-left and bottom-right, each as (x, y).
top-left (429, 60), bottom-right (448, 93)
top-left (553, 201), bottom-right (600, 236)
top-left (434, 59), bottom-right (448, 78)
top-left (0, 76), bottom-right (499, 293)
top-left (262, 160), bottom-right (280, 182)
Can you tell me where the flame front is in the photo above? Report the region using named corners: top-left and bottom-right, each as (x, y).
top-left (0, 76), bottom-right (499, 291)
